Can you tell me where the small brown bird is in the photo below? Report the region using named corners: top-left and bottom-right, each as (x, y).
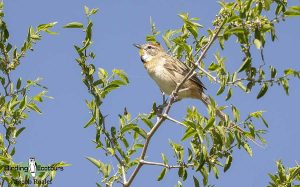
top-left (134, 42), bottom-right (206, 99)
top-left (134, 42), bottom-right (228, 122)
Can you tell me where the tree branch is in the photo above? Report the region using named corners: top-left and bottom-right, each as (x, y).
top-left (163, 114), bottom-right (186, 127)
top-left (122, 166), bottom-right (127, 184)
top-left (140, 160), bottom-right (193, 169)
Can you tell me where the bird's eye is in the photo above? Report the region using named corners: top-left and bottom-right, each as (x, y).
top-left (147, 46), bottom-right (153, 50)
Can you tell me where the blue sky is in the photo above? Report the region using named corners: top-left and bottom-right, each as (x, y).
top-left (4, 0), bottom-right (300, 186)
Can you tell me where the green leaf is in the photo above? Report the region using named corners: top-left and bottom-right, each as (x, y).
top-left (217, 85), bottom-right (225, 95)
top-left (242, 143), bottom-right (253, 156)
top-left (224, 26), bottom-right (245, 35)
top-left (146, 35), bottom-right (157, 42)
top-left (84, 6), bottom-right (89, 15)
top-left (37, 22), bottom-right (58, 34)
top-left (224, 155), bottom-right (232, 172)
top-left (16, 127), bottom-right (26, 137)
top-left (231, 105), bottom-right (240, 122)
top-left (112, 69), bottom-right (129, 84)
top-left (141, 117), bottom-right (153, 128)
top-left (226, 87), bottom-right (232, 101)
top-left (257, 83), bottom-right (268, 99)
top-left (204, 117), bottom-right (215, 130)
top-left (238, 57), bottom-right (251, 73)
top-left (19, 96), bottom-right (27, 109)
top-left (8, 45), bottom-right (14, 57)
top-left (89, 64), bottom-right (95, 75)
top-left (237, 82), bottom-right (247, 92)
top-left (149, 16), bottom-right (160, 36)
top-left (84, 109), bottom-right (96, 128)
top-left (63, 22), bottom-right (84, 29)
top-left (86, 157), bottom-right (101, 168)
top-left (284, 68), bottom-right (296, 76)
top-left (254, 39), bottom-right (262, 49)
top-left (161, 153), bottom-right (168, 165)
top-left (208, 63), bottom-right (220, 71)
top-left (85, 21), bottom-right (93, 41)
top-left (157, 168), bottom-right (167, 181)
top-left (16, 78), bottom-right (22, 90)
top-left (284, 6), bottom-right (300, 17)
top-left (89, 8), bottom-right (99, 16)
top-left (249, 110), bottom-right (264, 118)
top-left (121, 137), bottom-right (129, 148)
top-left (120, 124), bottom-right (136, 134)
top-left (10, 147), bottom-right (16, 156)
top-left (181, 127), bottom-right (197, 141)
top-left (261, 116), bottom-right (269, 128)
top-left (133, 143), bottom-right (143, 149)
top-left (200, 167), bottom-right (209, 186)
top-left (121, 124), bottom-right (147, 139)
top-left (107, 148), bottom-right (115, 155)
top-left (270, 66), bottom-right (277, 78)
top-left (193, 176), bottom-right (200, 187)
top-left (281, 79), bottom-right (289, 95)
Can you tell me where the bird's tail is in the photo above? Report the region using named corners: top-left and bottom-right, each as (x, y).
top-left (196, 92), bottom-right (229, 123)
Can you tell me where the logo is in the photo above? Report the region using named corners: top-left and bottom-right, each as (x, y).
top-left (3, 157), bottom-right (65, 185)
top-left (29, 157), bottom-right (37, 177)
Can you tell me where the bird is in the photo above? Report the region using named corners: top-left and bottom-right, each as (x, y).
top-left (133, 42), bottom-right (230, 123)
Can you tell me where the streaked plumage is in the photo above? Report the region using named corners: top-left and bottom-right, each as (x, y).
top-left (134, 42), bottom-right (205, 100)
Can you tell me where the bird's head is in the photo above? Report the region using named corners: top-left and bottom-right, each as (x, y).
top-left (133, 42), bottom-right (164, 63)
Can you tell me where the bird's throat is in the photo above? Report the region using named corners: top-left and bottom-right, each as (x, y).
top-left (140, 56), bottom-right (146, 63)
top-left (141, 54), bottom-right (153, 63)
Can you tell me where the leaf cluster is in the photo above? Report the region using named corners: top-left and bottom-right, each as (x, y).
top-left (0, 2), bottom-right (68, 186)
top-left (268, 160), bottom-right (300, 187)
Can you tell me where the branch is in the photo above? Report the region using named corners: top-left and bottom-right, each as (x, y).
top-left (122, 166), bottom-right (127, 184)
top-left (196, 65), bottom-right (219, 83)
top-left (228, 74), bottom-right (291, 85)
top-left (163, 114), bottom-right (186, 127)
top-left (124, 19), bottom-right (226, 187)
top-left (140, 160), bottom-right (193, 169)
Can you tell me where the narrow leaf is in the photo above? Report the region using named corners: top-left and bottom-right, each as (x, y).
top-left (224, 155), bottom-right (232, 172)
top-left (157, 168), bottom-right (167, 181)
top-left (86, 157), bottom-right (101, 168)
top-left (63, 22), bottom-right (84, 29)
top-left (257, 83), bottom-right (268, 99)
top-left (193, 176), bottom-right (200, 187)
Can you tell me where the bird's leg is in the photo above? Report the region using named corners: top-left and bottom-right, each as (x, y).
top-left (157, 90), bottom-right (168, 112)
top-left (172, 88), bottom-right (190, 102)
top-left (173, 97), bottom-right (182, 103)
top-left (161, 90), bottom-right (168, 105)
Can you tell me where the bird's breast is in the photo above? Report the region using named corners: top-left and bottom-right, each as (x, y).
top-left (144, 61), bottom-right (176, 95)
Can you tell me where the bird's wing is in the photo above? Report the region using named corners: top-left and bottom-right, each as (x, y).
top-left (163, 57), bottom-right (206, 90)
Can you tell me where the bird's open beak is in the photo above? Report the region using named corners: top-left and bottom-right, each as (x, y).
top-left (133, 44), bottom-right (141, 49)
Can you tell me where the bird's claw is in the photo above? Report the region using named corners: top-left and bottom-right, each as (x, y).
top-left (156, 103), bottom-right (167, 115)
top-left (171, 91), bottom-right (180, 102)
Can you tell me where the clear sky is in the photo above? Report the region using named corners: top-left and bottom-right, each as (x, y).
top-left (4, 0), bottom-right (300, 186)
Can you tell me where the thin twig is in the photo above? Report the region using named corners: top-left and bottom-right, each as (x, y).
top-left (140, 160), bottom-right (193, 169)
top-left (196, 64), bottom-right (219, 83)
top-left (163, 114), bottom-right (186, 127)
top-left (188, 59), bottom-right (220, 83)
top-left (227, 74), bottom-right (291, 85)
